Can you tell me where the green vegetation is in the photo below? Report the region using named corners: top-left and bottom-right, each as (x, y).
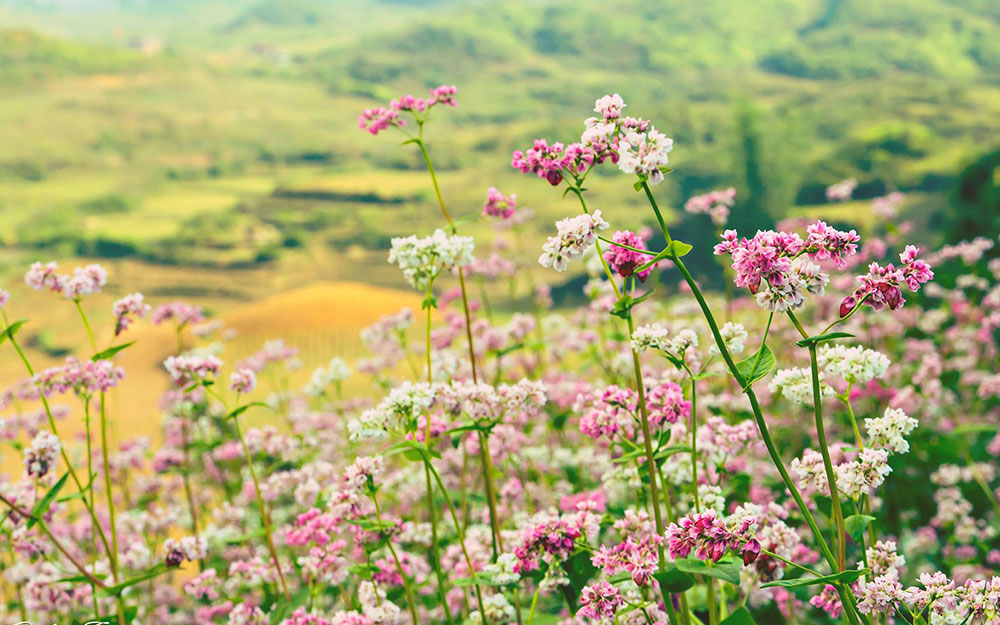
top-left (0, 0), bottom-right (997, 278)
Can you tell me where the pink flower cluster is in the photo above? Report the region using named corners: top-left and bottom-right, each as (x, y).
top-left (578, 582), bottom-right (624, 620)
top-left (152, 301), bottom-right (205, 327)
top-left (513, 515), bottom-right (582, 574)
top-left (482, 187), bottom-right (516, 219)
top-left (575, 385), bottom-right (637, 440)
top-left (647, 381), bottom-right (691, 425)
top-left (826, 177), bottom-right (857, 202)
top-left (163, 354), bottom-right (223, 386)
top-left (665, 510), bottom-right (760, 565)
top-left (604, 230), bottom-right (657, 282)
top-left (685, 187), bottom-right (736, 227)
top-left (25, 262), bottom-right (107, 298)
top-left (112, 293), bottom-right (150, 336)
top-left (32, 358), bottom-right (125, 398)
top-left (591, 535), bottom-right (663, 586)
top-left (840, 245), bottom-right (934, 316)
top-left (511, 139), bottom-right (600, 186)
top-left (358, 85), bottom-right (457, 135)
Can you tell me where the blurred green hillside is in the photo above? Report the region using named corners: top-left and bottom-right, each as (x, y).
top-left (0, 0), bottom-right (998, 280)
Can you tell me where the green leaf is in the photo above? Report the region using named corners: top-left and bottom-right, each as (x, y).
top-left (795, 332), bottom-right (855, 347)
top-left (845, 515), bottom-right (876, 543)
top-left (674, 557), bottom-right (742, 586)
top-left (225, 402), bottom-right (269, 421)
top-left (735, 344), bottom-right (776, 388)
top-left (0, 319), bottom-right (27, 345)
top-left (720, 606), bottom-right (756, 625)
top-left (101, 564), bottom-right (170, 596)
top-left (57, 471), bottom-right (96, 503)
top-left (90, 341), bottom-right (135, 362)
top-left (611, 294), bottom-right (634, 320)
top-left (382, 439), bottom-right (441, 462)
top-left (28, 472), bottom-right (69, 529)
top-left (93, 606), bottom-right (139, 623)
top-left (667, 240), bottom-right (693, 258)
top-left (762, 568), bottom-right (868, 588)
top-left (654, 444), bottom-right (693, 460)
top-left (654, 565), bottom-right (695, 593)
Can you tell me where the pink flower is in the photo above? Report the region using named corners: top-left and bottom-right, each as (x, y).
top-left (604, 230), bottom-right (657, 282)
top-left (152, 301), bottom-right (205, 327)
top-left (578, 581), bottom-right (624, 620)
top-left (112, 293), bottom-right (150, 336)
top-left (591, 536), bottom-right (663, 586)
top-left (810, 585), bottom-right (844, 619)
top-left (840, 245), bottom-right (933, 316)
top-left (482, 187), bottom-right (517, 219)
top-left (647, 381), bottom-right (691, 425)
top-left (665, 510), bottom-right (758, 564)
top-left (358, 107), bottom-right (403, 135)
top-left (685, 187), bottom-right (736, 227)
top-left (230, 368), bottom-right (257, 393)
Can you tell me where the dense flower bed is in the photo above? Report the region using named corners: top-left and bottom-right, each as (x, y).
top-left (1, 88), bottom-right (999, 625)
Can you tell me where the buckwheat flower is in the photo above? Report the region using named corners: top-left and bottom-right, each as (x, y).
top-left (617, 124), bottom-right (673, 185)
top-left (229, 368), bottom-right (257, 394)
top-left (857, 575), bottom-right (905, 614)
top-left (63, 263), bottom-right (107, 298)
top-left (184, 569), bottom-right (221, 601)
top-left (865, 407), bottom-right (918, 454)
top-left (595, 93), bottom-right (626, 120)
top-left (228, 602), bottom-right (268, 625)
top-left (578, 581), bottom-right (624, 620)
top-left (25, 261), bottom-right (65, 293)
top-left (152, 301), bottom-right (206, 327)
top-left (163, 354), bottom-right (223, 386)
top-left (604, 230), bottom-right (657, 281)
top-left (685, 187), bottom-right (736, 227)
top-left (805, 221), bottom-right (860, 268)
top-left (591, 535), bottom-right (662, 586)
top-left (665, 509), bottom-right (759, 564)
top-left (23, 430), bottom-right (60, 478)
top-left (647, 381), bottom-right (690, 426)
top-left (280, 608), bottom-right (330, 625)
top-left (512, 138), bottom-right (572, 186)
top-left (470, 593), bottom-right (515, 625)
top-left (164, 535), bottom-right (207, 566)
top-left (818, 344), bottom-right (891, 385)
top-left (0, 289), bottom-right (9, 308)
top-left (841, 245), bottom-right (933, 316)
top-left (482, 553), bottom-right (520, 585)
top-left (347, 409), bottom-right (390, 441)
top-left (867, 540), bottom-right (905, 580)
top-left (576, 385), bottom-right (637, 440)
top-left (111, 292), bottom-right (150, 336)
top-left (770, 368), bottom-right (833, 405)
top-left (810, 585), bottom-right (844, 619)
top-left (826, 177), bottom-right (857, 202)
top-left (538, 210), bottom-right (609, 271)
top-left (906, 572), bottom-right (957, 615)
top-left (836, 448), bottom-right (892, 500)
top-left (305, 357), bottom-right (351, 396)
top-left (388, 229), bottom-right (475, 291)
top-left (358, 107), bottom-right (403, 135)
top-left (710, 322), bottom-right (748, 356)
top-left (482, 187), bottom-right (517, 219)
top-left (631, 323), bottom-right (670, 352)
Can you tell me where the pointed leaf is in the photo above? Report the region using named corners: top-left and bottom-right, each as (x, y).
top-left (90, 341), bottom-right (135, 362)
top-left (101, 564), bottom-right (170, 596)
top-left (28, 472), bottom-right (69, 529)
top-left (762, 568), bottom-right (868, 588)
top-left (0, 319), bottom-right (27, 345)
top-left (735, 344), bottom-right (776, 388)
top-left (795, 332), bottom-right (855, 348)
top-left (845, 515), bottom-right (876, 543)
top-left (667, 240), bottom-right (693, 258)
top-left (720, 606), bottom-right (756, 625)
top-left (654, 566), bottom-right (695, 593)
top-left (674, 557), bottom-right (742, 586)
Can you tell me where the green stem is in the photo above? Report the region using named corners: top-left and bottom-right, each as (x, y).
top-left (424, 463), bottom-right (458, 623)
top-left (373, 491), bottom-right (421, 625)
top-left (808, 343), bottom-right (847, 572)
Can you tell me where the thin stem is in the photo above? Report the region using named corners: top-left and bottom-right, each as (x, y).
top-left (233, 415), bottom-right (290, 601)
top-left (0, 493), bottom-right (107, 588)
top-left (808, 343), bottom-right (847, 572)
top-left (426, 459), bottom-right (489, 622)
top-left (423, 463), bottom-right (458, 623)
top-left (640, 181), bottom-right (671, 244)
top-left (99, 394), bottom-right (120, 584)
top-left (372, 491), bottom-right (421, 625)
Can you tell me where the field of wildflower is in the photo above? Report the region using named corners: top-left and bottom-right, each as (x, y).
top-left (2, 87), bottom-right (999, 625)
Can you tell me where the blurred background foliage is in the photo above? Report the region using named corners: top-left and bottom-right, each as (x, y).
top-left (0, 0), bottom-right (997, 293)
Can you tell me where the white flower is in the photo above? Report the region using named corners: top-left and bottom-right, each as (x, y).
top-left (618, 127), bottom-right (673, 184)
top-left (304, 357), bottom-right (352, 396)
top-left (819, 344), bottom-right (891, 385)
top-left (711, 322), bottom-right (748, 356)
top-left (631, 323), bottom-right (670, 352)
top-left (836, 448), bottom-right (892, 500)
top-left (539, 210), bottom-right (609, 271)
top-left (388, 229), bottom-right (474, 291)
top-left (482, 553), bottom-right (520, 585)
top-left (865, 408), bottom-right (918, 454)
top-left (769, 368), bottom-right (833, 405)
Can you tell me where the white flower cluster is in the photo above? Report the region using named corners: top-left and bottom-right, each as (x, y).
top-left (388, 229), bottom-right (475, 291)
top-left (756, 257), bottom-right (829, 313)
top-left (618, 126), bottom-right (674, 185)
top-left (304, 357), bottom-right (352, 397)
top-left (539, 210), bottom-right (609, 271)
top-left (482, 553), bottom-right (520, 585)
top-left (23, 430), bottom-right (61, 478)
top-left (819, 344), bottom-right (891, 385)
top-left (710, 322), bottom-right (748, 356)
top-left (630, 324), bottom-right (698, 356)
top-left (470, 593), bottom-right (516, 625)
top-left (347, 381), bottom-right (436, 440)
top-left (769, 367), bottom-right (834, 405)
top-left (865, 407), bottom-right (918, 454)
top-left (836, 448), bottom-right (892, 500)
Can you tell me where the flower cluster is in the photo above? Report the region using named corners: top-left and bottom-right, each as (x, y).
top-left (388, 229), bottom-right (475, 291)
top-left (25, 262), bottom-right (108, 298)
top-left (604, 229), bottom-right (658, 281)
top-left (358, 85), bottom-right (457, 135)
top-left (666, 510), bottom-right (760, 565)
top-left (685, 187), bottom-right (736, 226)
top-left (538, 210), bottom-right (609, 271)
top-left (841, 245), bottom-right (934, 316)
top-left (482, 187), bottom-right (517, 219)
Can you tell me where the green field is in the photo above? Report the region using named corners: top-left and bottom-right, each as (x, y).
top-left (0, 0), bottom-right (997, 289)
